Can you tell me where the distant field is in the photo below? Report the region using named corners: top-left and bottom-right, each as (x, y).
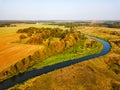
top-left (0, 23), bottom-right (67, 72)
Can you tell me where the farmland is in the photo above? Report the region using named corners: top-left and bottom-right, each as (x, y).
top-left (0, 23), bottom-right (68, 79)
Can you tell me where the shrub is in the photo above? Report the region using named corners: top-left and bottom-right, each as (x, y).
top-left (19, 34), bottom-right (27, 40)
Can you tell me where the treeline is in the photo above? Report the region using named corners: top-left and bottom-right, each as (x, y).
top-left (49, 22), bottom-right (120, 28)
top-left (102, 30), bottom-right (120, 36)
top-left (49, 22), bottom-right (82, 29)
top-left (17, 27), bottom-right (81, 45)
top-left (17, 27), bottom-right (65, 38)
top-left (103, 22), bottom-right (120, 28)
top-left (0, 24), bottom-right (16, 27)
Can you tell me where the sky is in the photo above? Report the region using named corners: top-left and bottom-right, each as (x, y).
top-left (0, 0), bottom-right (120, 20)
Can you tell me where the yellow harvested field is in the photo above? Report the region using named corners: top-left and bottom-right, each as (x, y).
top-left (0, 25), bottom-right (44, 72)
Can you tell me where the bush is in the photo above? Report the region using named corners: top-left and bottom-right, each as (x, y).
top-left (19, 34), bottom-right (27, 40)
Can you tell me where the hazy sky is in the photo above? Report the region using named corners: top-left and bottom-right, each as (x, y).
top-left (0, 0), bottom-right (120, 20)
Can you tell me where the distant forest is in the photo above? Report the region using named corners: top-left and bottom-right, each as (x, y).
top-left (0, 21), bottom-right (120, 28)
top-left (49, 22), bottom-right (120, 28)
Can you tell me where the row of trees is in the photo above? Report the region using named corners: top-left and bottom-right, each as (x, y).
top-left (0, 24), bottom-right (16, 27)
top-left (17, 27), bottom-right (65, 36)
top-left (102, 31), bottom-right (120, 36)
top-left (49, 22), bottom-right (120, 28)
top-left (17, 27), bottom-right (81, 45)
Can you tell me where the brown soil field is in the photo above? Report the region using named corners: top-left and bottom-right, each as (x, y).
top-left (0, 26), bottom-right (43, 72)
top-left (0, 23), bottom-right (68, 81)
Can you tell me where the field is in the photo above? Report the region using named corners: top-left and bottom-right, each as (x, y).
top-left (8, 25), bottom-right (120, 90)
top-left (0, 23), bottom-right (66, 72)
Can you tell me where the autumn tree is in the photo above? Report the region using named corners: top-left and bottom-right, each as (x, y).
top-left (19, 34), bottom-right (27, 42)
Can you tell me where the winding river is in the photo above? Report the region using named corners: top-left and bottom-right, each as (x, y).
top-left (0, 36), bottom-right (111, 90)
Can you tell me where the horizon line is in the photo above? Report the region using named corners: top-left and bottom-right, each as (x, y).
top-left (0, 20), bottom-right (120, 21)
